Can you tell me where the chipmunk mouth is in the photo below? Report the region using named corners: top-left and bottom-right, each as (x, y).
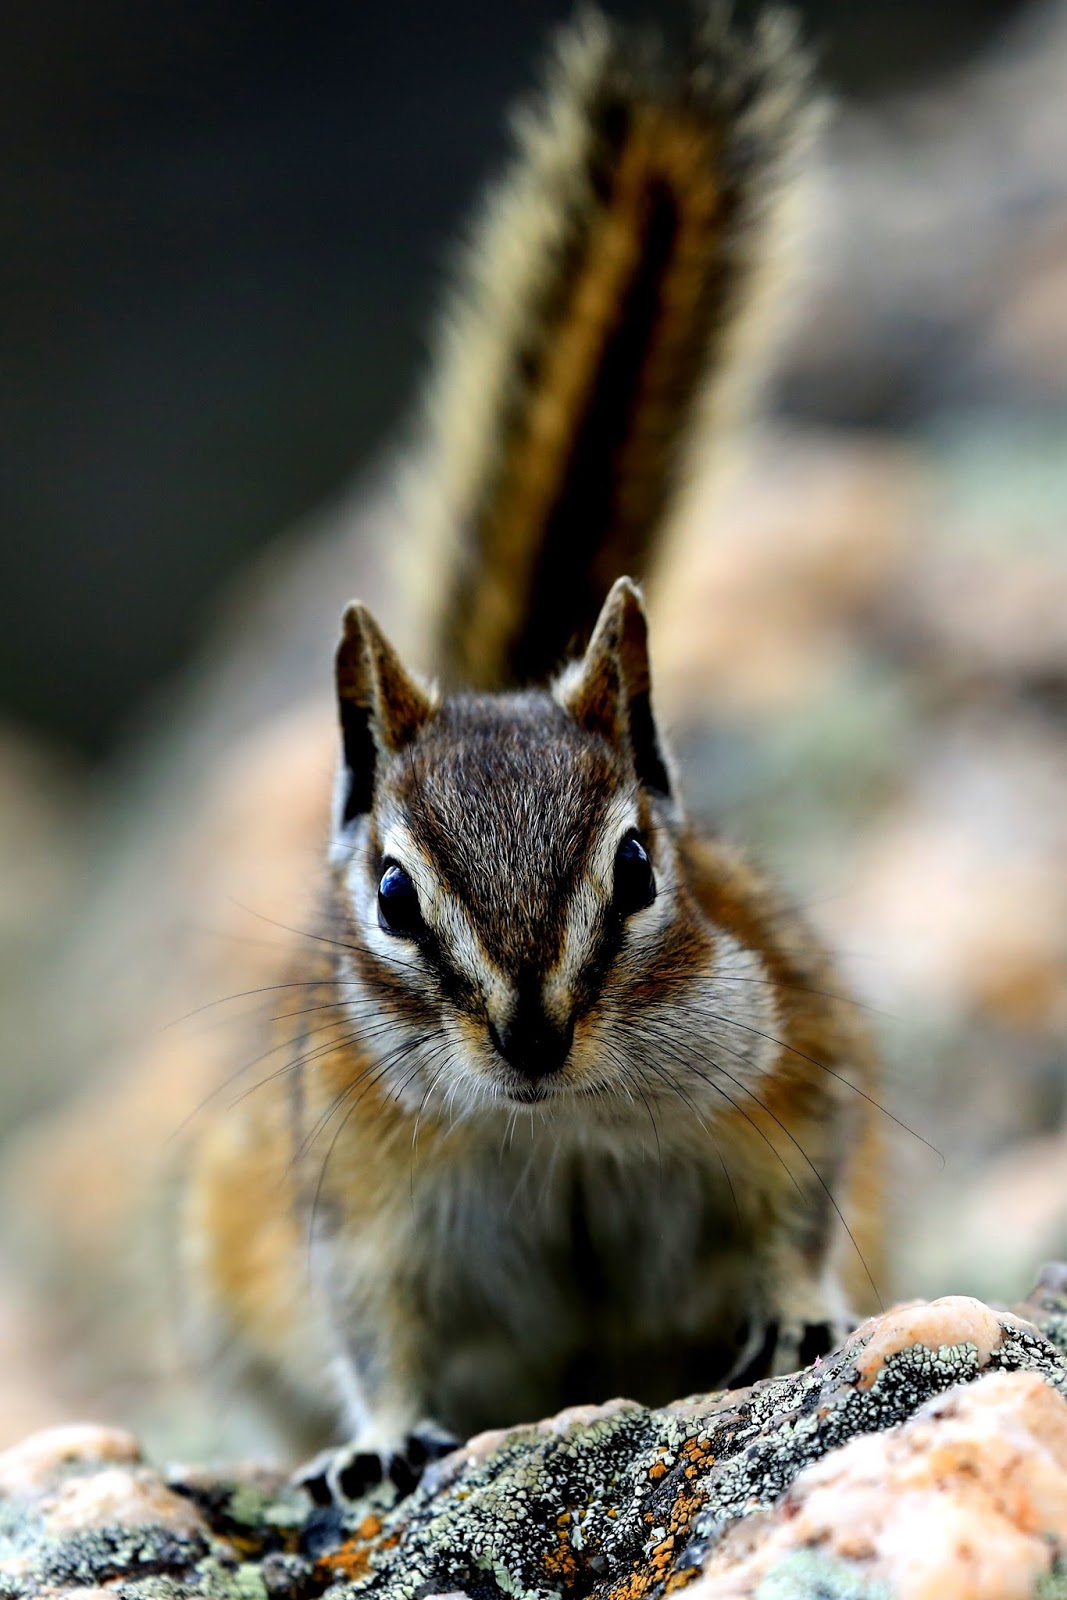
top-left (503, 1079), bottom-right (558, 1105)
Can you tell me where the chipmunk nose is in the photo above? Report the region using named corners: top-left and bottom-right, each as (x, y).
top-left (488, 990), bottom-right (574, 1081)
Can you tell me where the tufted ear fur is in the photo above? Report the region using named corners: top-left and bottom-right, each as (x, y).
top-left (556, 577), bottom-right (673, 800)
top-left (334, 603), bottom-right (436, 831)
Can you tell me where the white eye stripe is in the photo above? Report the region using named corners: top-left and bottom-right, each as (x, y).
top-left (545, 796), bottom-right (670, 1009)
top-left (360, 818), bottom-right (511, 1004)
top-left (586, 793), bottom-right (641, 891)
top-left (376, 822), bottom-right (444, 920)
top-left (689, 932), bottom-right (779, 1084)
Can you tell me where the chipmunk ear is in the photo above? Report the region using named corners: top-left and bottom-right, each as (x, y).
top-left (334, 603), bottom-right (436, 830)
top-left (557, 578), bottom-right (673, 800)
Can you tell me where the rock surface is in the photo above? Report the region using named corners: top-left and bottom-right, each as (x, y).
top-left (3, 1269), bottom-right (1067, 1600)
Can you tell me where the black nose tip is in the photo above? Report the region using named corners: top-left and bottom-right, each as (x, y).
top-left (488, 1015), bottom-right (574, 1080)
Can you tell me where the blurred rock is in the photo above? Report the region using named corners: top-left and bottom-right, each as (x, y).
top-left (653, 429), bottom-right (928, 721)
top-left (783, 0), bottom-right (1067, 421)
top-left (658, 410), bottom-right (1067, 746)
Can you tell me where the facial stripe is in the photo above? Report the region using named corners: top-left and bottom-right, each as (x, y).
top-left (388, 694), bottom-right (629, 972)
top-left (336, 809), bottom-right (782, 1127)
top-left (358, 788), bottom-right (676, 1054)
top-left (351, 813), bottom-right (513, 1014)
top-left (544, 793), bottom-right (673, 1021)
top-left (330, 690), bottom-right (786, 1119)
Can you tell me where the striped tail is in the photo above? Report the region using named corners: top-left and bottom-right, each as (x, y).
top-left (404, 5), bottom-right (815, 691)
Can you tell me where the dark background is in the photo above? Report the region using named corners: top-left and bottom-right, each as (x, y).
top-left (1, 0), bottom-right (1023, 760)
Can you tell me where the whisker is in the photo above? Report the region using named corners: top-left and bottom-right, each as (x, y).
top-left (165, 1010), bottom-right (354, 1140)
top-left (704, 1009), bottom-right (943, 1165)
top-left (226, 899), bottom-right (365, 959)
top-left (708, 971), bottom-right (899, 1023)
top-left (628, 1020), bottom-right (807, 1206)
top-left (161, 980), bottom-right (356, 1031)
top-left (611, 1049), bottom-right (662, 1175)
top-left (646, 1024), bottom-right (883, 1314)
top-left (305, 1031), bottom-right (438, 1273)
top-left (636, 1049), bottom-right (740, 1223)
top-left (713, 1048), bottom-right (884, 1314)
top-left (410, 1060), bottom-right (452, 1210)
top-left (221, 1001), bottom-right (441, 1135)
top-left (293, 1038), bottom-right (410, 1170)
top-left (224, 1023), bottom-right (369, 1116)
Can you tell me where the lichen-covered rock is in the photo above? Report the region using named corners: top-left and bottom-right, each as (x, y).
top-left (689, 1369), bottom-right (1067, 1599)
top-left (0, 1424), bottom-right (218, 1598)
top-left (2, 1275), bottom-right (1067, 1600)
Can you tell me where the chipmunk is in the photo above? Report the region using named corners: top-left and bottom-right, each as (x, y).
top-left (181, 4), bottom-right (884, 1500)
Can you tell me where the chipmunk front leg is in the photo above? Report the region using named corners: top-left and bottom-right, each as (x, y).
top-left (767, 1266), bottom-right (856, 1376)
top-left (296, 1271), bottom-right (458, 1505)
top-left (727, 1220), bottom-right (856, 1385)
top-left (767, 1209), bottom-right (857, 1376)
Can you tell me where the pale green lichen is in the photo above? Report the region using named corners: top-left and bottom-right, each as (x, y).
top-left (203, 1557), bottom-right (269, 1600)
top-left (111, 1581), bottom-right (201, 1600)
top-left (755, 1550), bottom-right (893, 1599)
top-left (223, 1482), bottom-right (284, 1530)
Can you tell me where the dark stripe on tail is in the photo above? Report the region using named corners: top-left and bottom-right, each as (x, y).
top-left (509, 112), bottom-right (718, 683)
top-left (414, 7), bottom-right (813, 690)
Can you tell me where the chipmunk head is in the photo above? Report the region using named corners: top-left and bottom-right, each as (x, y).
top-left (329, 579), bottom-right (724, 1114)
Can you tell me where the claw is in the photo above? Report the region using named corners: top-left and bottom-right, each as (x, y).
top-left (294, 1424), bottom-right (461, 1506)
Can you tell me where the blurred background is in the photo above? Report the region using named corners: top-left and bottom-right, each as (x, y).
top-left (1, 0), bottom-right (1066, 1452)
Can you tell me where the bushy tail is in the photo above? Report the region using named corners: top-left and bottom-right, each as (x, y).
top-left (405, 4), bottom-right (815, 691)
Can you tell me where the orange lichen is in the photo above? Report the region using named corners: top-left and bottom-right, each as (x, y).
top-left (682, 1437), bottom-right (716, 1472)
top-left (313, 1517), bottom-right (397, 1584)
top-left (314, 1538), bottom-right (372, 1583)
top-left (542, 1524), bottom-right (580, 1585)
top-left (606, 1445), bottom-right (710, 1600)
top-left (665, 1564), bottom-right (703, 1593)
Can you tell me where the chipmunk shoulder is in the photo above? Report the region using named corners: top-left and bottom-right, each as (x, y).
top-left (182, 3), bottom-right (884, 1496)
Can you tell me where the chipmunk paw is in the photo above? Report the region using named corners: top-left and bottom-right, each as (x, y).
top-left (296, 1423), bottom-right (460, 1506)
top-left (724, 1312), bottom-right (856, 1386)
top-left (773, 1315), bottom-right (856, 1374)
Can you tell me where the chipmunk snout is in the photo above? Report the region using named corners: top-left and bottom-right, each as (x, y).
top-left (487, 993), bottom-right (574, 1081)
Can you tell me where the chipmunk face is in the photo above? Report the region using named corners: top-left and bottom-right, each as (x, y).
top-left (329, 579), bottom-right (774, 1116)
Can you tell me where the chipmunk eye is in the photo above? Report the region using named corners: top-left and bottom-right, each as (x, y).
top-left (613, 833), bottom-right (655, 916)
top-left (377, 862), bottom-right (426, 940)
